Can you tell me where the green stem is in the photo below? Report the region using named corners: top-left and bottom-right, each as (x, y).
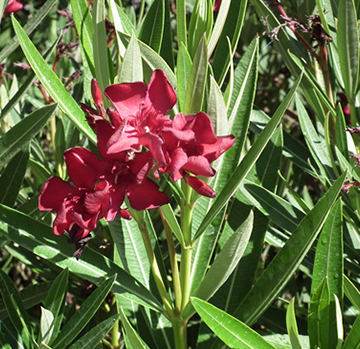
top-left (111, 319), bottom-right (120, 348)
top-left (180, 246), bottom-right (192, 312)
top-left (138, 221), bottom-right (174, 316)
top-left (176, 0), bottom-right (187, 48)
top-left (171, 317), bottom-right (187, 349)
top-left (137, 0), bottom-right (146, 29)
top-left (160, 209), bottom-right (182, 312)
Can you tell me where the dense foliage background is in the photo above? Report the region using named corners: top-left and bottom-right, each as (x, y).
top-left (1, 0), bottom-right (360, 348)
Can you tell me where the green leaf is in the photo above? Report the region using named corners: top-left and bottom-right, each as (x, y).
top-left (160, 204), bottom-right (184, 245)
top-left (159, 0), bottom-right (174, 69)
top-left (207, 75), bottom-right (228, 136)
top-left (344, 275), bottom-right (360, 311)
top-left (338, 0), bottom-right (359, 100)
top-left (12, 16), bottom-right (96, 143)
top-left (176, 43), bottom-right (192, 112)
top-left (184, 211), bottom-right (253, 319)
top-left (0, 282), bottom-right (52, 321)
top-left (0, 331), bottom-right (11, 349)
top-left (0, 0), bottom-right (58, 63)
top-left (286, 298), bottom-right (302, 349)
top-left (335, 104), bottom-right (349, 157)
top-left (311, 200), bottom-right (343, 300)
top-left (120, 307), bottom-right (150, 349)
top-left (120, 32), bottom-right (143, 83)
top-left (183, 35), bottom-right (208, 115)
top-left (1, 36), bottom-right (58, 121)
top-left (52, 275), bottom-right (116, 349)
top-left (343, 313), bottom-right (360, 349)
top-left (0, 269), bottom-right (33, 349)
top-left (212, 0), bottom-right (247, 85)
top-left (308, 278), bottom-right (331, 349)
top-left (191, 297), bottom-right (276, 349)
top-left (0, 146), bottom-right (29, 206)
top-left (233, 172), bottom-right (346, 325)
top-left (93, 0), bottom-right (111, 94)
top-left (45, 268), bottom-right (68, 345)
top-left (296, 95), bottom-right (335, 182)
top-left (218, 36), bottom-right (258, 190)
top-left (70, 0), bottom-right (95, 75)
top-left (0, 104), bottom-right (56, 168)
top-left (68, 315), bottom-right (120, 349)
top-left (138, 0), bottom-right (164, 53)
top-left (40, 307), bottom-right (54, 345)
top-left (0, 205), bottom-right (164, 313)
top-left (194, 73), bottom-right (302, 241)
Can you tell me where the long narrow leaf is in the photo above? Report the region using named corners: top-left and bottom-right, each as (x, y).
top-left (194, 74), bottom-right (302, 241)
top-left (12, 16), bottom-right (96, 143)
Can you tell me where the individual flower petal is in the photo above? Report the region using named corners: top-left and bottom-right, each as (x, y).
top-left (182, 156), bottom-right (215, 177)
top-left (127, 178), bottom-right (169, 210)
top-left (39, 176), bottom-right (78, 211)
top-left (104, 82), bottom-right (147, 119)
top-left (169, 147), bottom-right (188, 181)
top-left (147, 70), bottom-right (177, 114)
top-left (187, 112), bottom-right (217, 144)
top-left (64, 148), bottom-right (103, 189)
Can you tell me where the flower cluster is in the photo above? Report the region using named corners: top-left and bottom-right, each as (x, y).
top-left (39, 70), bottom-right (234, 257)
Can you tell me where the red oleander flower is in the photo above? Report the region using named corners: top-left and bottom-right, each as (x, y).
top-left (38, 176), bottom-right (100, 241)
top-left (3, 0), bottom-right (22, 15)
top-left (104, 70), bottom-right (177, 165)
top-left (162, 112), bottom-right (235, 182)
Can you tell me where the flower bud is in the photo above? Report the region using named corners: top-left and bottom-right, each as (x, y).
top-left (184, 174), bottom-right (216, 198)
top-left (119, 209), bottom-right (132, 220)
top-left (91, 79), bottom-right (104, 108)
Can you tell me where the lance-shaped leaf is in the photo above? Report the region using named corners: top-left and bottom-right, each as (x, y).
top-left (0, 282), bottom-right (52, 321)
top-left (183, 211), bottom-right (253, 319)
top-left (286, 298), bottom-right (302, 349)
top-left (68, 315), bottom-right (120, 349)
top-left (0, 205), bottom-right (164, 313)
top-left (52, 275), bottom-right (116, 349)
top-left (191, 297), bottom-right (276, 348)
top-left (120, 307), bottom-right (150, 349)
top-left (308, 278), bottom-right (331, 349)
top-left (194, 73), bottom-right (302, 241)
top-left (45, 268), bottom-right (68, 345)
top-left (338, 0), bottom-right (359, 100)
top-left (160, 204), bottom-right (184, 245)
top-left (0, 146), bottom-right (29, 206)
top-left (119, 32), bottom-right (143, 83)
top-left (0, 104), bottom-right (56, 168)
top-left (344, 275), bottom-right (360, 311)
top-left (233, 175), bottom-right (346, 325)
top-left (0, 269), bottom-right (33, 349)
top-left (0, 0), bottom-right (57, 62)
top-left (176, 43), bottom-right (192, 112)
top-left (12, 16), bottom-right (96, 144)
top-left (183, 35), bottom-right (208, 115)
top-left (311, 199), bottom-right (343, 301)
top-left (138, 0), bottom-right (164, 53)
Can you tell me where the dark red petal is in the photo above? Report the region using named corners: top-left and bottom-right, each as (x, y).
top-left (106, 184), bottom-right (126, 221)
top-left (127, 178), bottom-right (169, 210)
top-left (84, 181), bottom-right (111, 216)
top-left (104, 82), bottom-right (147, 119)
top-left (147, 70), bottom-right (177, 114)
top-left (182, 156), bottom-right (215, 177)
top-left (52, 202), bottom-right (71, 235)
top-left (169, 147), bottom-right (188, 181)
top-left (184, 175), bottom-right (216, 198)
top-left (202, 135), bottom-right (235, 163)
top-left (64, 147), bottom-right (102, 189)
top-left (140, 133), bottom-right (168, 165)
top-left (39, 177), bottom-right (78, 211)
top-left (107, 107), bottom-right (122, 127)
top-left (213, 0), bottom-right (221, 12)
top-left (189, 112), bottom-right (217, 144)
top-left (129, 152), bottom-right (153, 184)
